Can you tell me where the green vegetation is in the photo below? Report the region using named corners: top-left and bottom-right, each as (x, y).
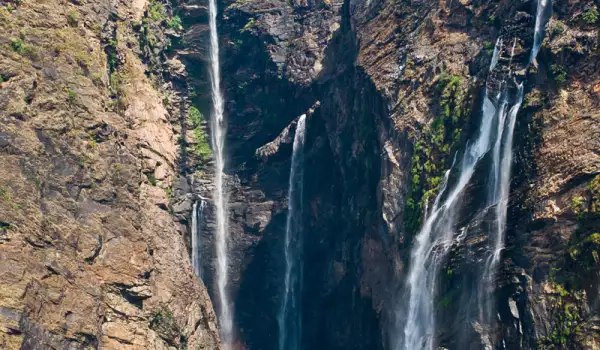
top-left (552, 19), bottom-right (566, 35)
top-left (551, 64), bottom-right (567, 84)
top-left (588, 175), bottom-right (600, 216)
top-left (482, 41), bottom-right (494, 50)
top-left (10, 38), bottom-right (22, 52)
top-left (569, 195), bottom-right (586, 216)
top-left (147, 172), bottom-right (157, 186)
top-left (537, 292), bottom-right (584, 348)
top-left (188, 106), bottom-right (212, 162)
top-left (581, 7), bottom-right (598, 25)
top-left (148, 0), bottom-right (167, 21)
top-left (524, 89), bottom-right (543, 108)
top-left (10, 37), bottom-right (41, 61)
top-left (404, 73), bottom-right (468, 234)
top-left (67, 9), bottom-right (78, 27)
top-left (149, 307), bottom-right (181, 346)
top-left (66, 88), bottom-right (77, 106)
top-left (167, 15), bottom-right (182, 30)
top-left (0, 185), bottom-right (12, 203)
top-left (241, 17), bottom-right (257, 33)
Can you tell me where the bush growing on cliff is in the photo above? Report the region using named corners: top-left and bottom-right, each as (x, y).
top-left (188, 106), bottom-right (212, 162)
top-left (551, 64), bottom-right (567, 84)
top-left (404, 73), bottom-right (468, 234)
top-left (582, 7), bottom-right (598, 24)
top-left (167, 15), bottom-right (182, 30)
top-left (148, 0), bottom-right (166, 22)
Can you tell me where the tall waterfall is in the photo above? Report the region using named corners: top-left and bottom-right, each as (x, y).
top-left (399, 0), bottom-right (551, 347)
top-left (208, 0), bottom-right (233, 344)
top-left (480, 0), bottom-right (550, 329)
top-left (401, 86), bottom-right (497, 350)
top-left (278, 115), bottom-right (307, 350)
top-left (192, 200), bottom-right (206, 279)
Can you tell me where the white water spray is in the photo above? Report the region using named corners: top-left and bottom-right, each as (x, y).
top-left (483, 0), bottom-right (550, 321)
top-left (278, 115), bottom-right (307, 350)
top-left (400, 87), bottom-right (497, 349)
top-left (208, 0), bottom-right (233, 344)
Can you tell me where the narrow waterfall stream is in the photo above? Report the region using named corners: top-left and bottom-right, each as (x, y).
top-left (191, 200), bottom-right (206, 279)
top-left (278, 115), bottom-right (307, 350)
top-left (479, 0), bottom-right (550, 333)
top-left (208, 0), bottom-right (233, 345)
top-left (399, 0), bottom-right (551, 347)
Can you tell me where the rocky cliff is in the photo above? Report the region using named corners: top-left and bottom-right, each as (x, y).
top-left (0, 0), bottom-right (220, 349)
top-left (182, 0), bottom-right (600, 348)
top-left (1, 0), bottom-right (599, 349)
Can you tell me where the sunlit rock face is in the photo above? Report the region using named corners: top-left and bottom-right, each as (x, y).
top-left (1, 0), bottom-right (599, 349)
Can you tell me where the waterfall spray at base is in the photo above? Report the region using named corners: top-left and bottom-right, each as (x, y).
top-left (398, 0), bottom-right (550, 346)
top-left (278, 115), bottom-right (307, 350)
top-left (208, 0), bottom-right (233, 345)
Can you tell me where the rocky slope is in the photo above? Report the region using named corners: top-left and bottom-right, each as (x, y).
top-left (0, 0), bottom-right (220, 349)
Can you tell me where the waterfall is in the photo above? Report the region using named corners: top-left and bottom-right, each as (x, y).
top-left (480, 0), bottom-right (550, 330)
top-left (401, 86), bottom-right (497, 349)
top-left (278, 115), bottom-right (307, 350)
top-left (398, 1), bottom-right (552, 346)
top-left (192, 200), bottom-right (206, 279)
top-left (530, 0), bottom-right (551, 63)
top-left (489, 38), bottom-right (502, 72)
top-left (208, 0), bottom-right (233, 345)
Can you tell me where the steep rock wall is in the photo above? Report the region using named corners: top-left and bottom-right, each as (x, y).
top-left (0, 0), bottom-right (220, 349)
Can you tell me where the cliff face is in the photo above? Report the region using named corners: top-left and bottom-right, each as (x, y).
top-left (183, 0), bottom-right (600, 348)
top-left (1, 0), bottom-right (599, 349)
top-left (0, 0), bottom-right (220, 349)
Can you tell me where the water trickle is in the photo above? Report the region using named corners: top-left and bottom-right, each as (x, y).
top-left (278, 115), bottom-right (307, 350)
top-left (192, 200), bottom-right (206, 279)
top-left (208, 0), bottom-right (233, 345)
top-left (490, 38), bottom-right (502, 72)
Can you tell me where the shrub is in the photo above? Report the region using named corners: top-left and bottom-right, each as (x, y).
top-left (188, 106), bottom-right (212, 161)
top-left (167, 15), bottom-right (182, 30)
top-left (551, 64), bottom-right (567, 84)
top-left (552, 20), bottom-right (566, 35)
top-left (67, 88), bottom-right (77, 105)
top-left (147, 172), bottom-right (157, 186)
top-left (10, 38), bottom-right (22, 52)
top-left (582, 7), bottom-right (598, 24)
top-left (148, 1), bottom-right (166, 21)
top-left (524, 89), bottom-right (543, 108)
top-left (67, 9), bottom-right (78, 27)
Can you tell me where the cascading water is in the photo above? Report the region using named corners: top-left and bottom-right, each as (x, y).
top-left (208, 0), bottom-right (233, 345)
top-left (479, 0), bottom-right (550, 331)
top-left (278, 115), bottom-right (307, 350)
top-left (192, 200), bottom-right (206, 279)
top-left (400, 86), bottom-right (497, 349)
top-left (530, 0), bottom-right (551, 62)
top-left (399, 0), bottom-right (551, 344)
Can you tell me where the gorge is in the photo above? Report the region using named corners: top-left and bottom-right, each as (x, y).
top-left (1, 0), bottom-right (599, 349)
